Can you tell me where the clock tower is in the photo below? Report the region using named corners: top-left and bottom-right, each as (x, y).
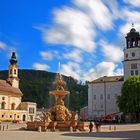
top-left (7, 52), bottom-right (19, 88)
top-left (123, 25), bottom-right (140, 80)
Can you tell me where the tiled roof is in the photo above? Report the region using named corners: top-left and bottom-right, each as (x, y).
top-left (0, 80), bottom-right (22, 95)
top-left (88, 76), bottom-right (124, 84)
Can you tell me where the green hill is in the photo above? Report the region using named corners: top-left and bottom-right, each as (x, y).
top-left (0, 69), bottom-right (88, 111)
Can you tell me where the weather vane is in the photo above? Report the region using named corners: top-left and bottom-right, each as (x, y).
top-left (132, 23), bottom-right (134, 28)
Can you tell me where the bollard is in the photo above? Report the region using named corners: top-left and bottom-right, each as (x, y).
top-left (109, 125), bottom-right (111, 131)
top-left (6, 125), bottom-right (9, 130)
top-left (3, 125), bottom-right (5, 131)
top-left (38, 126), bottom-right (41, 132)
top-left (114, 126), bottom-right (116, 131)
top-left (70, 126), bottom-right (73, 132)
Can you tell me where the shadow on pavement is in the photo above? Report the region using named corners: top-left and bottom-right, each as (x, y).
top-left (62, 130), bottom-right (140, 140)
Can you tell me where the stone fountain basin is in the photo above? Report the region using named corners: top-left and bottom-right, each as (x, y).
top-left (27, 121), bottom-right (90, 131)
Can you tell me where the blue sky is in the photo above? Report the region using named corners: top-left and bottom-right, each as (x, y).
top-left (0, 0), bottom-right (140, 81)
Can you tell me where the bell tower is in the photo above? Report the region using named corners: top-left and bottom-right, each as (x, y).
top-left (7, 52), bottom-right (19, 88)
top-left (123, 24), bottom-right (140, 80)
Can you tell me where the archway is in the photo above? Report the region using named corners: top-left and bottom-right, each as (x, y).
top-left (22, 115), bottom-right (26, 121)
top-left (11, 103), bottom-right (16, 110)
top-left (1, 102), bottom-right (6, 109)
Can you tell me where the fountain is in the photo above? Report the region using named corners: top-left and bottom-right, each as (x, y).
top-left (27, 70), bottom-right (89, 131)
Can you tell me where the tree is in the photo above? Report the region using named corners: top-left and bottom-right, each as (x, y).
top-left (117, 76), bottom-right (140, 122)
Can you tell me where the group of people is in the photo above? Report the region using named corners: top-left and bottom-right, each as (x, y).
top-left (89, 121), bottom-right (101, 132)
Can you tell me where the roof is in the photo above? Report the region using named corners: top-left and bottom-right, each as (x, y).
top-left (0, 80), bottom-right (22, 95)
top-left (88, 76), bottom-right (124, 84)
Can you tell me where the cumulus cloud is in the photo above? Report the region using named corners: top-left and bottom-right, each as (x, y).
top-left (100, 40), bottom-right (123, 62)
top-left (33, 63), bottom-right (50, 71)
top-left (40, 51), bottom-right (53, 60)
top-left (74, 0), bottom-right (114, 30)
top-left (124, 0), bottom-right (140, 7)
top-left (43, 7), bottom-right (95, 52)
top-left (119, 9), bottom-right (140, 35)
top-left (0, 41), bottom-right (7, 49)
top-left (63, 49), bottom-right (82, 63)
top-left (37, 0), bottom-right (118, 52)
top-left (83, 61), bottom-right (123, 81)
top-left (61, 61), bottom-right (81, 80)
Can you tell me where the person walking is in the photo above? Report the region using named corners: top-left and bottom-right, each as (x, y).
top-left (89, 121), bottom-right (93, 133)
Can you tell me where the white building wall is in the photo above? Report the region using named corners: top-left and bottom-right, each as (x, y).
top-left (88, 81), bottom-right (123, 119)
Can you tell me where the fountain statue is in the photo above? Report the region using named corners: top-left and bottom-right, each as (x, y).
top-left (45, 72), bottom-right (72, 122)
top-left (27, 63), bottom-right (90, 131)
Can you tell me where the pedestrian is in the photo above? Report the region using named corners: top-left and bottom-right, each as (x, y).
top-left (89, 121), bottom-right (93, 133)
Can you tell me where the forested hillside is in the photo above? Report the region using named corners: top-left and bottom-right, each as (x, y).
top-left (0, 70), bottom-right (88, 111)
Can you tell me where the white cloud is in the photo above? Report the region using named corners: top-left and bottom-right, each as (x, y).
top-left (63, 49), bottom-right (82, 63)
top-left (124, 0), bottom-right (140, 7)
top-left (33, 63), bottom-right (50, 71)
top-left (83, 61), bottom-right (122, 81)
top-left (0, 41), bottom-right (7, 49)
top-left (43, 7), bottom-right (95, 52)
top-left (114, 68), bottom-right (123, 76)
top-left (119, 10), bottom-right (140, 35)
top-left (61, 61), bottom-right (81, 80)
top-left (74, 0), bottom-right (114, 30)
top-left (38, 0), bottom-right (118, 52)
top-left (100, 40), bottom-right (123, 62)
top-left (40, 51), bottom-right (53, 60)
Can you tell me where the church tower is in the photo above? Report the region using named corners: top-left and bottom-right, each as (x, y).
top-left (7, 52), bottom-right (19, 88)
top-left (123, 25), bottom-right (140, 80)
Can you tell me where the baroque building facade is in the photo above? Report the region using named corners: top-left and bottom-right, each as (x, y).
top-left (0, 52), bottom-right (36, 122)
top-left (87, 27), bottom-right (140, 120)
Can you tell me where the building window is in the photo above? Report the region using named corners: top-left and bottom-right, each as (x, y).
top-left (132, 52), bottom-right (135, 57)
top-left (17, 115), bottom-right (19, 118)
top-left (131, 70), bottom-right (134, 75)
top-left (94, 95), bottom-right (96, 100)
top-left (14, 69), bottom-right (16, 74)
top-left (131, 63), bottom-right (137, 69)
top-left (2, 115), bottom-right (4, 118)
top-left (125, 54), bottom-right (128, 58)
top-left (11, 103), bottom-right (16, 110)
top-left (29, 108), bottom-right (35, 114)
top-left (10, 115), bottom-right (12, 118)
top-left (2, 97), bottom-right (5, 100)
top-left (10, 69), bottom-right (12, 74)
top-left (101, 104), bottom-right (103, 109)
top-left (1, 102), bottom-right (6, 109)
top-left (135, 70), bottom-right (138, 75)
top-left (100, 94), bottom-right (103, 100)
top-left (107, 94), bottom-right (110, 100)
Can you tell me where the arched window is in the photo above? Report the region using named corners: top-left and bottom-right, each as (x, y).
top-left (14, 69), bottom-right (16, 74)
top-left (11, 103), bottom-right (16, 110)
top-left (1, 102), bottom-right (6, 109)
top-left (10, 69), bottom-right (12, 74)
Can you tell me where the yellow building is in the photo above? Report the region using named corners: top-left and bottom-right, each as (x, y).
top-left (0, 52), bottom-right (36, 122)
